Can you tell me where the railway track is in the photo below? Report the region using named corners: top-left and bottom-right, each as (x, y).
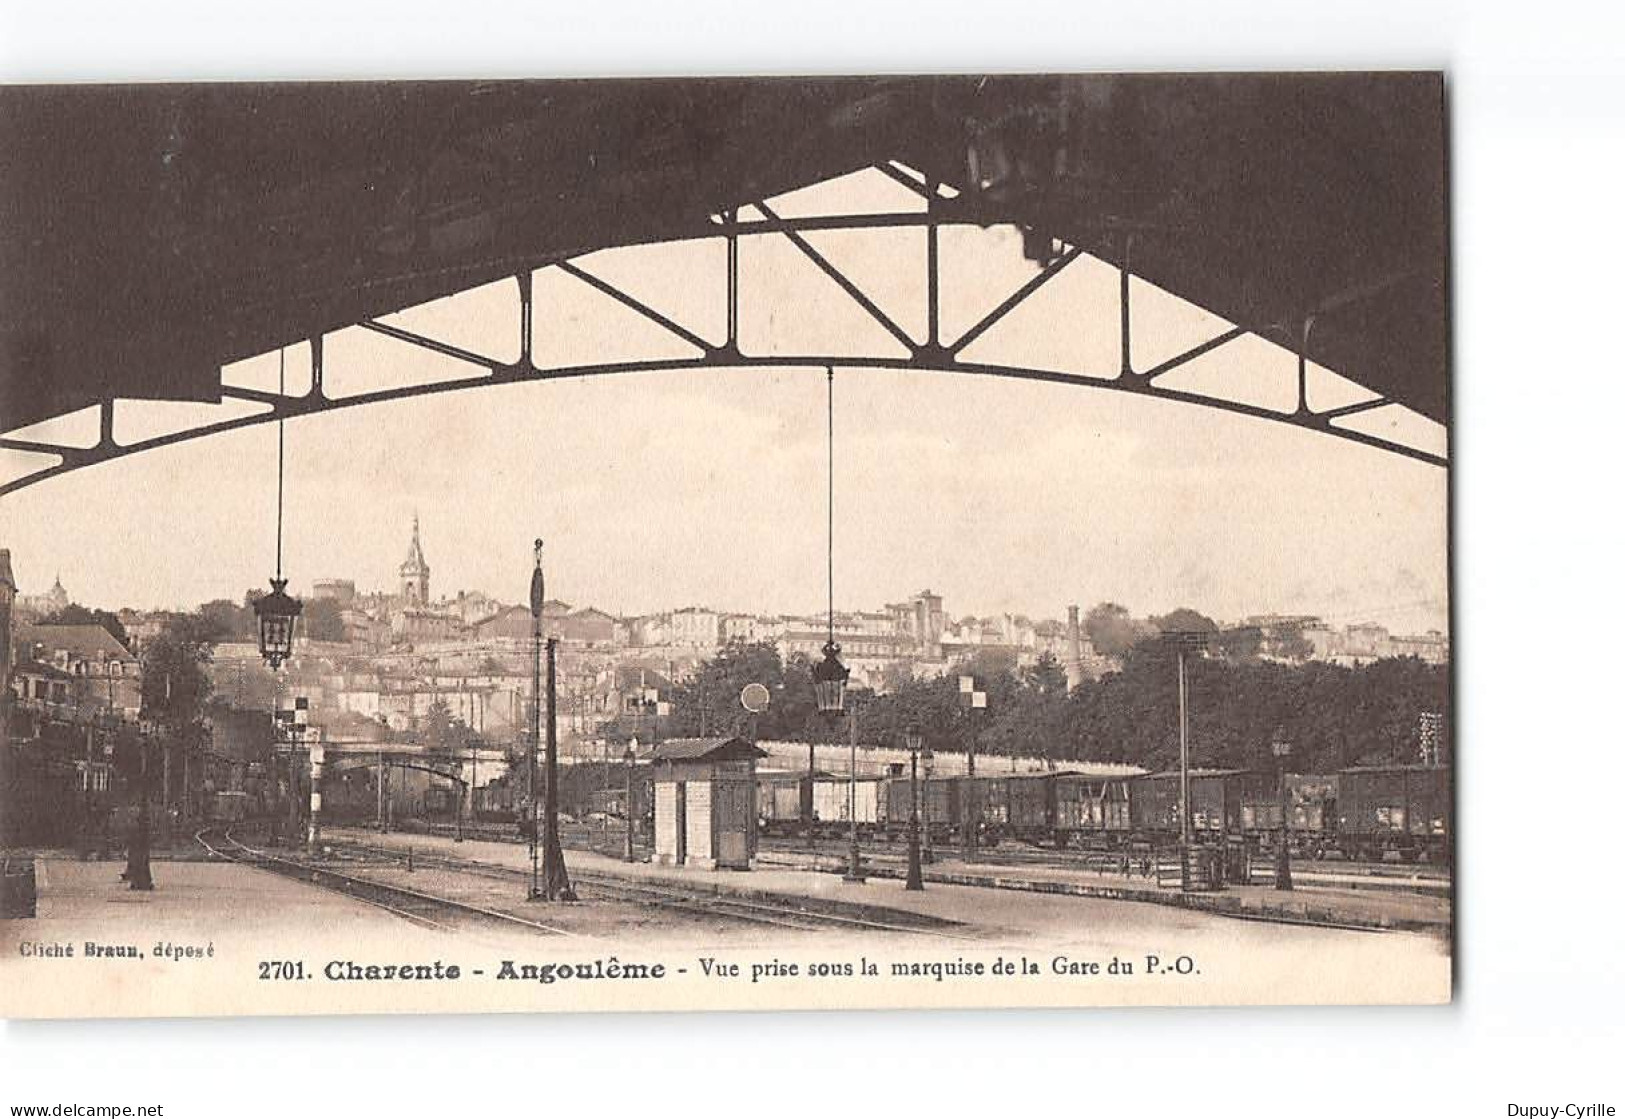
top-left (322, 836), bottom-right (972, 938)
top-left (760, 837), bottom-right (1451, 885)
top-left (387, 818), bottom-right (1448, 883)
top-left (195, 828), bottom-right (576, 938)
top-left (758, 844), bottom-right (1448, 897)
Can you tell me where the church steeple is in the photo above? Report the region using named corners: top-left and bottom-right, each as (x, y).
top-left (400, 514), bottom-right (430, 605)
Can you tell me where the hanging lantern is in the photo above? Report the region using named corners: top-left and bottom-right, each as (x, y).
top-left (254, 345), bottom-right (302, 672)
top-left (812, 640), bottom-right (849, 714)
top-left (254, 577), bottom-right (303, 670)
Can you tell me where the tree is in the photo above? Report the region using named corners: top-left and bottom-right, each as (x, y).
top-left (39, 603), bottom-right (130, 649)
top-left (1266, 623), bottom-right (1315, 662)
top-left (876, 660), bottom-right (916, 695)
top-left (1150, 607), bottom-right (1219, 635)
top-left (1212, 625), bottom-right (1263, 661)
top-left (302, 597), bottom-right (347, 643)
top-left (197, 599), bottom-right (255, 642)
top-left (1058, 646), bottom-right (1448, 775)
top-left (138, 614), bottom-right (218, 780)
top-left (418, 698), bottom-right (480, 757)
top-left (669, 640), bottom-right (790, 739)
top-left (1083, 603), bottom-right (1143, 658)
top-left (1021, 650), bottom-right (1069, 697)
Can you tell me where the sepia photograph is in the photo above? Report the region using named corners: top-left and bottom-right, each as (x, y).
top-left (0, 73), bottom-right (1455, 1020)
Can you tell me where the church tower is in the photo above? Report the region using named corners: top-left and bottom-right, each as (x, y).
top-left (400, 515), bottom-right (431, 606)
top-left (44, 573), bottom-right (68, 614)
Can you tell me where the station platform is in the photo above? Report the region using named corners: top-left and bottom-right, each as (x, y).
top-left (325, 828), bottom-right (1449, 938)
top-left (768, 850), bottom-right (1451, 933)
top-left (15, 856), bottom-right (423, 933)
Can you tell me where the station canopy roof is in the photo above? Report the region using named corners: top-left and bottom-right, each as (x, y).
top-left (0, 74), bottom-right (1447, 433)
top-left (647, 737), bottom-right (768, 762)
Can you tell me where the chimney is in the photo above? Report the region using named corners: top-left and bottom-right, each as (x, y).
top-left (1066, 604), bottom-right (1084, 690)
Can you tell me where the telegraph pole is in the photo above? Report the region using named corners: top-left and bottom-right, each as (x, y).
top-left (904, 724), bottom-right (925, 891)
top-left (541, 637), bottom-right (576, 900)
top-left (528, 542), bottom-right (542, 900)
top-left (530, 540), bottom-right (575, 901)
top-left (958, 675), bottom-right (986, 857)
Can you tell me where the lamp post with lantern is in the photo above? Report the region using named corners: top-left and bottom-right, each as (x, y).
top-left (1162, 630), bottom-right (1208, 892)
top-left (124, 716), bottom-right (155, 891)
top-left (253, 352), bottom-right (304, 846)
top-left (1272, 731), bottom-right (1294, 891)
top-left (921, 738), bottom-right (936, 864)
top-left (812, 640), bottom-right (859, 882)
top-left (814, 366), bottom-right (862, 885)
top-left (255, 593), bottom-right (302, 849)
top-left (904, 723), bottom-right (925, 891)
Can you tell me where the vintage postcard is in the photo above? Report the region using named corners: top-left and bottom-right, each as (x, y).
top-left (0, 74), bottom-right (1451, 1019)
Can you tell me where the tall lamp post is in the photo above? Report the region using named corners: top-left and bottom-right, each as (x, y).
top-left (125, 718), bottom-right (155, 891)
top-left (1163, 630), bottom-right (1207, 892)
top-left (1272, 731), bottom-right (1294, 891)
top-left (454, 754), bottom-right (466, 843)
top-left (921, 739), bottom-right (935, 864)
top-left (904, 723), bottom-right (925, 891)
top-left (813, 642), bottom-right (854, 877)
top-left (288, 696), bottom-right (307, 848)
top-left (844, 697), bottom-right (864, 884)
top-left (623, 741), bottom-right (638, 862)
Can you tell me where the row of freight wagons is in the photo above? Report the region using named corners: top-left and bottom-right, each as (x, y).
top-left (756, 765), bottom-right (1450, 861)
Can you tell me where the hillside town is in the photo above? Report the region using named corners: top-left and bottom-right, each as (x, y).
top-left (3, 519), bottom-right (1448, 751)
top-left (2, 513), bottom-right (1450, 848)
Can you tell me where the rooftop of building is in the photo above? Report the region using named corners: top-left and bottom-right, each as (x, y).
top-left (15, 621), bottom-right (135, 661)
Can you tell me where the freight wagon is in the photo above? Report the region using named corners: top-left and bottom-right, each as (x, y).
top-left (960, 777), bottom-right (1008, 841)
top-left (757, 775), bottom-right (811, 833)
top-left (751, 763), bottom-right (1446, 857)
top-left (1129, 770), bottom-right (1261, 836)
top-left (1007, 774), bottom-right (1120, 845)
top-left (1054, 776), bottom-right (1122, 844)
top-left (810, 777), bottom-right (886, 832)
top-left (1006, 775), bottom-right (1054, 840)
top-left (1239, 775), bottom-right (1340, 856)
top-left (880, 777), bottom-right (959, 842)
top-left (1336, 765), bottom-right (1449, 862)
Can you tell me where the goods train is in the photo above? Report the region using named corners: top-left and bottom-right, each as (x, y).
top-left (755, 764), bottom-right (1450, 862)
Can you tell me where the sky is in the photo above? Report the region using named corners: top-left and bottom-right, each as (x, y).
top-left (0, 168), bottom-right (1449, 634)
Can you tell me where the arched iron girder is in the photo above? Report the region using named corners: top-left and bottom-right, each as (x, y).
top-left (0, 352), bottom-right (1445, 501)
top-left (325, 756), bottom-right (468, 786)
top-left (0, 187), bottom-right (1445, 500)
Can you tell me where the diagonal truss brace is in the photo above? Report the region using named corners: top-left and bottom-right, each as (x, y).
top-left (0, 162), bottom-right (1445, 497)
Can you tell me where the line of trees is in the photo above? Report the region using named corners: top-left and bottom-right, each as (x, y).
top-left (650, 638), bottom-right (1448, 776)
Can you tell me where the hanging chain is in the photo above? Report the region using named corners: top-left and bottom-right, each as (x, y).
top-left (826, 365), bottom-right (834, 645)
top-left (275, 347), bottom-right (286, 581)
